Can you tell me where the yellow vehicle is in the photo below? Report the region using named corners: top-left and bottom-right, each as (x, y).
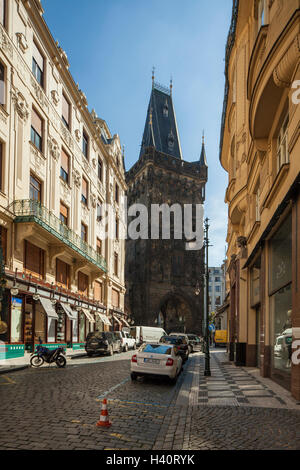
top-left (214, 330), bottom-right (227, 347)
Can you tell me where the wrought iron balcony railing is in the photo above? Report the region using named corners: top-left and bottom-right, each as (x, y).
top-left (11, 200), bottom-right (107, 273)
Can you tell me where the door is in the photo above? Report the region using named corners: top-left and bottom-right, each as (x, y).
top-left (24, 296), bottom-right (34, 352)
top-left (256, 307), bottom-right (261, 368)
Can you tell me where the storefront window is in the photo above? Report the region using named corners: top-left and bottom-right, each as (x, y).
top-left (270, 284), bottom-right (292, 374)
top-left (269, 213), bottom-right (292, 375)
top-left (56, 311), bottom-right (65, 342)
top-left (72, 311), bottom-right (78, 343)
top-left (48, 319), bottom-right (56, 343)
top-left (34, 304), bottom-right (46, 343)
top-left (0, 290), bottom-right (9, 343)
top-left (11, 297), bottom-right (23, 343)
top-left (24, 297), bottom-right (34, 350)
top-left (79, 312), bottom-right (85, 342)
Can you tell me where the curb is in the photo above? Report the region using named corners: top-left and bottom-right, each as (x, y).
top-left (0, 365), bottom-right (29, 375)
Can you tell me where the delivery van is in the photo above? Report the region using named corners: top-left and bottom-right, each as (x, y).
top-left (129, 326), bottom-right (167, 346)
top-left (214, 330), bottom-right (227, 347)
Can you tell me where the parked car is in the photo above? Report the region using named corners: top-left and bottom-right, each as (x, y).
top-left (130, 326), bottom-right (167, 346)
top-left (85, 331), bottom-right (121, 357)
top-left (169, 332), bottom-right (192, 354)
top-left (130, 342), bottom-right (182, 384)
top-left (187, 334), bottom-right (202, 352)
top-left (114, 331), bottom-right (136, 352)
top-left (160, 335), bottom-right (189, 362)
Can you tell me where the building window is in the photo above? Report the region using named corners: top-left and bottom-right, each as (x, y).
top-left (277, 114), bottom-right (289, 172)
top-left (29, 174), bottom-right (41, 202)
top-left (62, 93), bottom-right (70, 129)
top-left (60, 202), bottom-right (68, 226)
top-left (215, 285), bottom-right (221, 293)
top-left (115, 217), bottom-right (119, 240)
top-left (255, 184), bottom-right (261, 222)
top-left (258, 0), bottom-right (266, 29)
top-left (0, 226), bottom-right (7, 264)
top-left (81, 177), bottom-right (88, 206)
top-left (56, 258), bottom-right (70, 289)
top-left (82, 130), bottom-right (88, 159)
top-left (94, 281), bottom-right (102, 302)
top-left (114, 252), bottom-right (118, 276)
top-left (215, 277), bottom-right (221, 282)
top-left (0, 62), bottom-right (5, 107)
top-left (98, 157), bottom-right (103, 182)
top-left (96, 238), bottom-right (102, 256)
top-left (0, 0), bottom-right (6, 28)
top-left (60, 148), bottom-right (69, 184)
top-left (81, 222), bottom-right (87, 242)
top-left (78, 271), bottom-right (89, 296)
top-left (32, 41), bottom-right (44, 87)
top-left (115, 183), bottom-right (119, 204)
top-left (112, 288), bottom-right (120, 308)
top-left (31, 108), bottom-right (43, 152)
top-left (24, 240), bottom-right (44, 279)
top-left (0, 141), bottom-right (3, 192)
top-left (97, 201), bottom-right (102, 222)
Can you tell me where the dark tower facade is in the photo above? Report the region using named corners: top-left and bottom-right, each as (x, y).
top-left (125, 81), bottom-right (208, 334)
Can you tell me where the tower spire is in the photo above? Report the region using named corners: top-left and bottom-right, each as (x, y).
top-left (170, 75), bottom-right (173, 96)
top-left (199, 130), bottom-right (208, 167)
top-left (152, 66), bottom-right (155, 89)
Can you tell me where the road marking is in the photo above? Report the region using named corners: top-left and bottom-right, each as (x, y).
top-left (0, 375), bottom-right (16, 385)
top-left (97, 377), bottom-right (130, 400)
top-left (104, 398), bottom-right (174, 408)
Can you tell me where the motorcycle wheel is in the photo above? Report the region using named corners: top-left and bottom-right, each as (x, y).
top-left (56, 355), bottom-right (66, 368)
top-left (30, 355), bottom-right (44, 368)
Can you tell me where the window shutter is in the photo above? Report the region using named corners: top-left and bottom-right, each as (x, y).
top-left (61, 149), bottom-right (69, 174)
top-left (31, 108), bottom-right (42, 136)
top-left (82, 178), bottom-right (87, 198)
top-left (25, 241), bottom-right (44, 277)
top-left (33, 42), bottom-right (44, 71)
top-left (60, 202), bottom-right (68, 219)
top-left (62, 94), bottom-right (70, 125)
top-left (112, 288), bottom-right (120, 308)
top-left (94, 281), bottom-right (102, 302)
top-left (56, 259), bottom-right (70, 288)
top-left (78, 271), bottom-right (89, 296)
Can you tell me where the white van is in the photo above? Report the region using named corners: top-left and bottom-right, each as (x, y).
top-left (130, 326), bottom-right (167, 346)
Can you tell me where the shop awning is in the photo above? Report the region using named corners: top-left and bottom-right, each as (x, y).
top-left (121, 318), bottom-right (130, 328)
top-left (40, 297), bottom-right (58, 320)
top-left (113, 315), bottom-right (122, 326)
top-left (96, 312), bottom-right (112, 326)
top-left (59, 303), bottom-right (77, 321)
top-left (81, 308), bottom-right (95, 323)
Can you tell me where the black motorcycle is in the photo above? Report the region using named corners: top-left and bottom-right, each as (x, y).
top-left (30, 338), bottom-right (66, 368)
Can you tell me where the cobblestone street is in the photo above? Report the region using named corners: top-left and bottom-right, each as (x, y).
top-left (1, 349), bottom-right (300, 450)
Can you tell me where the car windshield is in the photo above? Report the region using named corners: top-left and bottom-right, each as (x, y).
top-left (161, 336), bottom-right (180, 344)
top-left (142, 344), bottom-right (172, 355)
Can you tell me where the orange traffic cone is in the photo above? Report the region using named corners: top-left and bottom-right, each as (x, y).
top-left (96, 398), bottom-right (112, 427)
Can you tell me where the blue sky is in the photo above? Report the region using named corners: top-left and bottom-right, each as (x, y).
top-left (43, 0), bottom-right (232, 266)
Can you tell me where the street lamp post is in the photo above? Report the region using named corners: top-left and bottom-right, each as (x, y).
top-left (204, 218), bottom-right (211, 376)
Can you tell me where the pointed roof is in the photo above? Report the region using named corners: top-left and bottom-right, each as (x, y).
top-left (199, 133), bottom-right (208, 167)
top-left (139, 82), bottom-right (182, 159)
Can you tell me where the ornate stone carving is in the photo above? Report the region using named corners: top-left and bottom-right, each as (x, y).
top-left (51, 90), bottom-right (60, 106)
top-left (16, 32), bottom-right (28, 53)
top-left (0, 24), bottom-right (13, 58)
top-left (31, 76), bottom-right (49, 111)
top-left (12, 90), bottom-right (29, 121)
top-left (73, 169), bottom-right (81, 188)
top-left (82, 157), bottom-right (90, 175)
top-left (60, 122), bottom-right (74, 150)
top-left (75, 129), bottom-right (81, 142)
top-left (273, 33), bottom-right (300, 88)
top-left (48, 136), bottom-right (59, 161)
top-left (90, 193), bottom-right (97, 209)
top-left (237, 236), bottom-right (247, 249)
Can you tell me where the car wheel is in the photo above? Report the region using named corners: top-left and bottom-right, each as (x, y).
top-left (87, 352), bottom-right (94, 357)
top-left (131, 372), bottom-right (137, 381)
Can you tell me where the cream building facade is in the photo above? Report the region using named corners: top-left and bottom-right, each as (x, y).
top-left (220, 0), bottom-right (300, 399)
top-left (0, 0), bottom-right (127, 359)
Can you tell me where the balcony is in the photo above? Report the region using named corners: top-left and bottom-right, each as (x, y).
top-left (11, 200), bottom-right (107, 273)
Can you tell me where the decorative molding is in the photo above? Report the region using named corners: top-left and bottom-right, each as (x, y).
top-left (30, 76), bottom-right (49, 111)
top-left (273, 34), bottom-right (300, 88)
top-left (0, 24), bottom-right (13, 58)
top-left (16, 32), bottom-right (28, 53)
top-left (12, 89), bottom-right (29, 121)
top-left (48, 136), bottom-right (60, 161)
top-left (90, 193), bottom-right (97, 209)
top-left (60, 122), bottom-right (74, 150)
top-left (75, 129), bottom-right (81, 142)
top-left (72, 169), bottom-right (81, 188)
top-left (51, 89), bottom-right (60, 106)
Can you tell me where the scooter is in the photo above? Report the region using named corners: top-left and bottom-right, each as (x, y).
top-left (30, 337), bottom-right (66, 368)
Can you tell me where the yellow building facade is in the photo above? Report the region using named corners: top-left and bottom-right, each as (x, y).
top-left (220, 0), bottom-right (300, 399)
top-left (0, 0), bottom-right (127, 359)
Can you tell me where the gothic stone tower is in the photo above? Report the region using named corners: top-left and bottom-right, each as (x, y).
top-left (125, 81), bottom-right (208, 335)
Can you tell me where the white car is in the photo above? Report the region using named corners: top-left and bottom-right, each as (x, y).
top-left (130, 342), bottom-right (182, 384)
top-left (114, 331), bottom-right (136, 352)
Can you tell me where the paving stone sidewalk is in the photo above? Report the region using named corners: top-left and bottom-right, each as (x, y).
top-left (154, 349), bottom-right (300, 450)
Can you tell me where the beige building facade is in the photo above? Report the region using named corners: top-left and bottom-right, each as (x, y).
top-left (0, 0), bottom-right (127, 359)
top-left (220, 0), bottom-right (300, 399)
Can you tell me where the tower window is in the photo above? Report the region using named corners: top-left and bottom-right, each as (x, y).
top-left (163, 99), bottom-right (169, 117)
